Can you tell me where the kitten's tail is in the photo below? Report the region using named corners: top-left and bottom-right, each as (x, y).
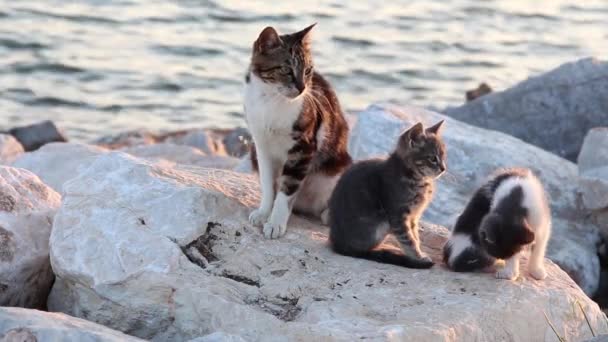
top-left (335, 248), bottom-right (435, 269)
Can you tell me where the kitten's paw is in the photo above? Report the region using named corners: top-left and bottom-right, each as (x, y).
top-left (263, 221), bottom-right (286, 239)
top-left (529, 266), bottom-right (547, 280)
top-left (249, 209), bottom-right (269, 227)
top-left (496, 267), bottom-right (519, 280)
top-left (320, 208), bottom-right (330, 226)
top-left (419, 255), bottom-right (433, 263)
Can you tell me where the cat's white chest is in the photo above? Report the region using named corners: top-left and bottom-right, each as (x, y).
top-left (244, 74), bottom-right (303, 156)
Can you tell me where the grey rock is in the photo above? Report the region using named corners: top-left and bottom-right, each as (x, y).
top-left (47, 152), bottom-right (607, 341)
top-left (578, 128), bottom-right (608, 211)
top-left (9, 121), bottom-right (67, 152)
top-left (0, 166), bottom-right (61, 309)
top-left (0, 134), bottom-right (24, 165)
top-left (0, 307), bottom-right (144, 341)
top-left (350, 103), bottom-right (602, 295)
top-left (219, 127), bottom-right (252, 158)
top-left (12, 143), bottom-right (106, 193)
top-left (586, 335), bottom-right (608, 342)
top-left (445, 58), bottom-right (608, 161)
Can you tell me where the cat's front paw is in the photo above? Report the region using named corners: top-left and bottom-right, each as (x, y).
top-left (529, 266), bottom-right (547, 280)
top-left (496, 267), bottom-right (519, 280)
top-left (249, 208), bottom-right (270, 227)
top-left (419, 255), bottom-right (433, 264)
top-left (263, 221), bottom-right (286, 239)
top-left (320, 208), bottom-right (330, 226)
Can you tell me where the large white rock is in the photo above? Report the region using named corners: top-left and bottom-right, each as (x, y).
top-left (578, 128), bottom-right (608, 211)
top-left (12, 142), bottom-right (239, 194)
top-left (445, 58), bottom-right (608, 161)
top-left (0, 307), bottom-right (144, 341)
top-left (0, 166), bottom-right (61, 309)
top-left (350, 104), bottom-right (602, 296)
top-left (12, 143), bottom-right (106, 193)
top-left (0, 134), bottom-right (24, 165)
top-left (121, 143), bottom-right (239, 170)
top-left (49, 152), bottom-right (607, 341)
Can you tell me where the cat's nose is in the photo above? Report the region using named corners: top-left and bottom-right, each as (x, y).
top-left (295, 80), bottom-right (306, 94)
top-left (439, 164), bottom-right (446, 173)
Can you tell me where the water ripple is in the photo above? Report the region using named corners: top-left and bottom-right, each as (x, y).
top-left (0, 0), bottom-right (605, 141)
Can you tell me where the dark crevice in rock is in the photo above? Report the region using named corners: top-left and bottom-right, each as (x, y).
top-left (246, 296), bottom-right (301, 322)
top-left (0, 226), bottom-right (15, 262)
top-left (180, 222), bottom-right (220, 269)
top-left (219, 272), bottom-right (260, 287)
top-left (0, 193), bottom-right (16, 212)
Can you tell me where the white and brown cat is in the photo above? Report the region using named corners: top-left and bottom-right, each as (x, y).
top-left (244, 24), bottom-right (351, 239)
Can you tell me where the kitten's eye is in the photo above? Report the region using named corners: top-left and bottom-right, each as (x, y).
top-left (280, 66), bottom-right (291, 75)
top-left (428, 157), bottom-right (437, 165)
top-left (305, 66), bottom-right (313, 76)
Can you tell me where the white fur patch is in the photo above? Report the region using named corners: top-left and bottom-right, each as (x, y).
top-left (491, 171), bottom-right (551, 237)
top-left (491, 170), bottom-right (551, 279)
top-left (245, 73), bottom-right (305, 236)
top-left (245, 73), bottom-right (304, 165)
top-left (447, 233), bottom-right (473, 265)
top-left (264, 192), bottom-right (291, 238)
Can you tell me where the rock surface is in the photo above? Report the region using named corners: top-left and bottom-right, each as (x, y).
top-left (350, 104), bottom-right (602, 296)
top-left (0, 134), bottom-right (24, 165)
top-left (48, 152), bottom-right (607, 341)
top-left (12, 142), bottom-right (238, 194)
top-left (94, 127), bottom-right (252, 158)
top-left (445, 58), bottom-right (608, 161)
top-left (12, 143), bottom-right (106, 193)
top-left (578, 128), bottom-right (608, 211)
top-left (122, 143), bottom-right (239, 170)
top-left (0, 166), bottom-right (61, 309)
top-left (0, 307), bottom-right (144, 342)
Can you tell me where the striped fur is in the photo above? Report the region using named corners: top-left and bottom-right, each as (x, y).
top-left (329, 121), bottom-right (447, 269)
top-left (245, 24), bottom-right (351, 239)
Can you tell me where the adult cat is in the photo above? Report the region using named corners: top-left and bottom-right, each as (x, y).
top-left (244, 24), bottom-right (351, 239)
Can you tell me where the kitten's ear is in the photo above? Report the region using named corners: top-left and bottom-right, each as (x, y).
top-left (397, 122), bottom-right (424, 153)
top-left (426, 120), bottom-right (445, 136)
top-left (256, 27), bottom-right (282, 52)
top-left (293, 23), bottom-right (316, 44)
top-left (399, 122), bottom-right (424, 147)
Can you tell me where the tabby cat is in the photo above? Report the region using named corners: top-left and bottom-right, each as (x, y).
top-left (244, 24), bottom-right (351, 239)
top-left (329, 121), bottom-right (446, 268)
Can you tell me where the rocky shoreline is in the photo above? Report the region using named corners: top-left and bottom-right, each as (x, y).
top-left (0, 57), bottom-right (607, 341)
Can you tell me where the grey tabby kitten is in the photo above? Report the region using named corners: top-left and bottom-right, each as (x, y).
top-left (329, 121), bottom-right (447, 268)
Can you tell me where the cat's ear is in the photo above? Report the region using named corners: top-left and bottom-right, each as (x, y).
top-left (518, 220), bottom-right (535, 245)
top-left (400, 122), bottom-right (424, 147)
top-left (293, 23), bottom-right (316, 44)
top-left (426, 120), bottom-right (445, 136)
top-left (256, 26), bottom-right (282, 52)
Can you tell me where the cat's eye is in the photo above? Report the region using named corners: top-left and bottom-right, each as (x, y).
top-left (428, 157), bottom-right (437, 165)
top-left (305, 66), bottom-right (313, 75)
top-left (280, 66), bottom-right (292, 75)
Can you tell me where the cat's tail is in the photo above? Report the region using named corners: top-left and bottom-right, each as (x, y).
top-left (334, 247), bottom-right (435, 269)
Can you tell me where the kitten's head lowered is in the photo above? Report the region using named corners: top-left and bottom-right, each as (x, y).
top-left (395, 121), bottom-right (447, 179)
top-left (249, 24), bottom-right (316, 98)
top-left (479, 212), bottom-right (535, 259)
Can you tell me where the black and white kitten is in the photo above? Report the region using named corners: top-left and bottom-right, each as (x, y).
top-left (329, 121), bottom-right (447, 269)
top-left (443, 168), bottom-right (551, 280)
